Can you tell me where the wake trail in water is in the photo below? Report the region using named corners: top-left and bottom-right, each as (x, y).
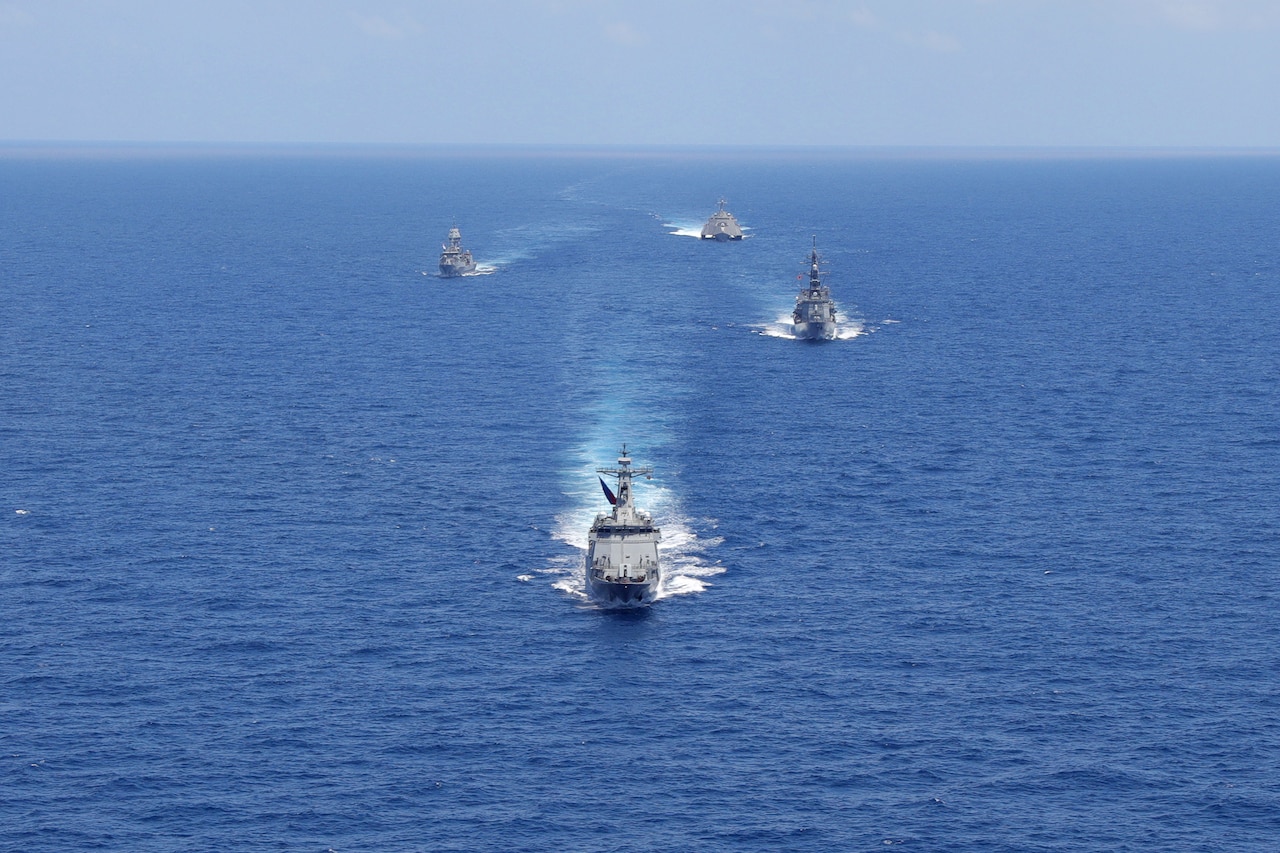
top-left (663, 217), bottom-right (705, 238)
top-left (480, 221), bottom-right (602, 269)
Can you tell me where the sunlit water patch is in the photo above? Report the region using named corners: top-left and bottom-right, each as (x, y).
top-left (10, 153), bottom-right (1278, 852)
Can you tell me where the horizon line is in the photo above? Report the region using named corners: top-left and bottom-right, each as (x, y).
top-left (3, 140), bottom-right (1280, 161)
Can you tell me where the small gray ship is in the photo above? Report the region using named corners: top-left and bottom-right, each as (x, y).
top-left (793, 238), bottom-right (838, 340)
top-left (586, 446), bottom-right (662, 607)
top-left (438, 226), bottom-right (476, 277)
top-left (700, 199), bottom-right (744, 241)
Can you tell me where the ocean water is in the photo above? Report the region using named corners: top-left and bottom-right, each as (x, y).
top-left (3, 148), bottom-right (1279, 851)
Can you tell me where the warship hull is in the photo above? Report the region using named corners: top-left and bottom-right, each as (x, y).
top-left (700, 200), bottom-right (744, 240)
top-left (701, 226), bottom-right (742, 241)
top-left (586, 571), bottom-right (660, 606)
top-left (793, 320), bottom-right (837, 340)
top-left (438, 259), bottom-right (476, 277)
top-left (584, 531), bottom-right (662, 607)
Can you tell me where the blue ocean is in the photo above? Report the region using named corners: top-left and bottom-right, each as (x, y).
top-left (3, 149), bottom-right (1279, 851)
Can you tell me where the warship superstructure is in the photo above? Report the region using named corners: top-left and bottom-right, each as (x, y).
top-left (700, 199), bottom-right (744, 241)
top-left (438, 226), bottom-right (476, 277)
top-left (792, 238), bottom-right (838, 340)
top-left (585, 446), bottom-right (662, 607)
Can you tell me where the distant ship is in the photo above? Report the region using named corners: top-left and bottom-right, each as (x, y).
top-left (700, 199), bottom-right (744, 241)
top-left (586, 446), bottom-right (662, 607)
top-left (792, 238), bottom-right (838, 340)
top-left (438, 226), bottom-right (476, 277)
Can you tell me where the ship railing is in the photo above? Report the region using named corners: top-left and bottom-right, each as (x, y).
top-left (595, 573), bottom-right (647, 584)
top-left (594, 524), bottom-right (655, 536)
top-left (590, 562), bottom-right (650, 585)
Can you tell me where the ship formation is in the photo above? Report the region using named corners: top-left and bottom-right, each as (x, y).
top-left (792, 237), bottom-right (838, 341)
top-left (585, 446), bottom-right (662, 607)
top-left (700, 199), bottom-right (744, 241)
top-left (432, 212), bottom-right (853, 608)
top-left (438, 226), bottom-right (476, 277)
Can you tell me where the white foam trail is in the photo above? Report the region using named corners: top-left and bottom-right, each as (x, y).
top-left (663, 218), bottom-right (704, 238)
top-left (486, 221), bottom-right (602, 267)
top-left (651, 509), bottom-right (726, 601)
top-left (836, 318), bottom-right (867, 339)
top-left (550, 574), bottom-right (590, 601)
top-left (756, 313), bottom-right (799, 339)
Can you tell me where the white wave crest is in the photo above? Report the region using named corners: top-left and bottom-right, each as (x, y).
top-left (836, 320), bottom-right (867, 340)
top-left (664, 219), bottom-right (704, 238)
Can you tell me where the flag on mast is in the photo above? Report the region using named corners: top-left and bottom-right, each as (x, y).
top-left (598, 476), bottom-right (617, 506)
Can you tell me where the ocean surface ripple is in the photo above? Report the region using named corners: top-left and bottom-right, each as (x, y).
top-left (3, 152), bottom-right (1279, 851)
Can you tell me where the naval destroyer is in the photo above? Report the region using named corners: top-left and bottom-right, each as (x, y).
top-left (585, 446), bottom-right (662, 607)
top-left (792, 238), bottom-right (838, 340)
top-left (700, 199), bottom-right (744, 241)
top-left (438, 226), bottom-right (476, 277)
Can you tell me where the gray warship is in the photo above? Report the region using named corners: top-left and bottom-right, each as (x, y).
top-left (438, 226), bottom-right (476, 277)
top-left (585, 446), bottom-right (662, 607)
top-left (700, 199), bottom-right (744, 241)
top-left (792, 238), bottom-right (838, 340)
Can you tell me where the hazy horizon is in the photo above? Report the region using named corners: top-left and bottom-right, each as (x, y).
top-left (3, 1), bottom-right (1279, 149)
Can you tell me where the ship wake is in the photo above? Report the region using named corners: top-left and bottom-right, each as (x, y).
top-left (663, 217), bottom-right (705, 238)
top-left (484, 221), bottom-right (603, 268)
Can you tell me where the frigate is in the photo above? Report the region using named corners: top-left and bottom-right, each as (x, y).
top-left (700, 199), bottom-right (744, 241)
top-left (438, 226), bottom-right (476, 277)
top-left (585, 446), bottom-right (662, 607)
top-left (792, 238), bottom-right (838, 340)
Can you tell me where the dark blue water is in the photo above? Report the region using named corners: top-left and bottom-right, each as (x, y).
top-left (3, 150), bottom-right (1279, 851)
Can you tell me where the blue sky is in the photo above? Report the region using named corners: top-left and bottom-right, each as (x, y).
top-left (2, 0), bottom-right (1278, 147)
